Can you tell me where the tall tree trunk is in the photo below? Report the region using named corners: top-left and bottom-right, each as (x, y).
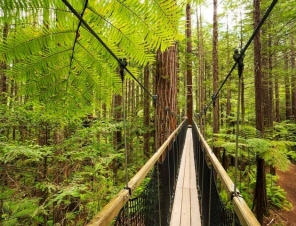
top-left (274, 52), bottom-right (280, 122)
top-left (197, 6), bottom-right (205, 134)
top-left (225, 15), bottom-right (232, 132)
top-left (143, 65), bottom-right (150, 157)
top-left (155, 42), bottom-right (178, 226)
top-left (53, 128), bottom-right (67, 226)
top-left (155, 44), bottom-right (177, 159)
top-left (253, 0), bottom-right (268, 223)
top-left (0, 22), bottom-right (9, 141)
top-left (113, 94), bottom-right (123, 151)
top-left (268, 31), bottom-right (274, 127)
top-left (213, 0), bottom-right (219, 155)
top-left (291, 37), bottom-right (296, 122)
top-left (186, 4), bottom-right (193, 125)
top-left (262, 28), bottom-right (270, 129)
top-left (285, 55), bottom-right (292, 120)
top-left (0, 22), bottom-right (8, 104)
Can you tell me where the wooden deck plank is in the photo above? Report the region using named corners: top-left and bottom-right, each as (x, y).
top-left (170, 187), bottom-right (182, 226)
top-left (189, 136), bottom-right (196, 189)
top-left (183, 138), bottom-right (190, 189)
top-left (175, 143), bottom-right (186, 189)
top-left (190, 188), bottom-right (201, 226)
top-left (170, 128), bottom-right (201, 226)
top-left (180, 188), bottom-right (191, 226)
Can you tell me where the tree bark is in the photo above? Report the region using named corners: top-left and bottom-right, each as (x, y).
top-left (253, 0), bottom-right (268, 223)
top-left (113, 94), bottom-right (123, 151)
top-left (268, 31), bottom-right (274, 127)
top-left (285, 56), bottom-right (292, 120)
top-left (274, 52), bottom-right (280, 122)
top-left (262, 28), bottom-right (270, 129)
top-left (186, 4), bottom-right (193, 125)
top-left (143, 65), bottom-right (150, 157)
top-left (197, 6), bottom-right (205, 134)
top-left (0, 22), bottom-right (8, 104)
top-left (213, 0), bottom-right (219, 155)
top-left (290, 37), bottom-right (296, 122)
top-left (155, 44), bottom-right (177, 160)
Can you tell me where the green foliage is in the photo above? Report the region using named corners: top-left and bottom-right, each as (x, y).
top-left (0, 0), bottom-right (183, 112)
top-left (266, 175), bottom-right (292, 211)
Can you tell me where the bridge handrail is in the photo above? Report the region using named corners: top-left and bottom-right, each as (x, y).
top-left (194, 122), bottom-right (260, 226)
top-left (87, 120), bottom-right (187, 226)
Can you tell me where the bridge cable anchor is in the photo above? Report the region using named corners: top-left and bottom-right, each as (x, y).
top-left (124, 186), bottom-right (132, 196)
top-left (231, 191), bottom-right (242, 200)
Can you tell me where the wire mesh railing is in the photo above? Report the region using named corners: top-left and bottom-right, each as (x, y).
top-left (87, 120), bottom-right (187, 226)
top-left (192, 122), bottom-right (260, 226)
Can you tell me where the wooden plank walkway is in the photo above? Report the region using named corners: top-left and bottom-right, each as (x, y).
top-left (170, 128), bottom-right (201, 226)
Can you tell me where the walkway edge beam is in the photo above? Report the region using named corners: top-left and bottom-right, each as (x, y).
top-left (87, 120), bottom-right (187, 226)
top-left (195, 123), bottom-right (260, 226)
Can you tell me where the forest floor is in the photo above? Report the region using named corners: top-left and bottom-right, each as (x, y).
top-left (265, 163), bottom-right (296, 225)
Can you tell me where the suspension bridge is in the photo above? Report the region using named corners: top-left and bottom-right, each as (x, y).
top-left (58, 0), bottom-right (279, 225)
top-left (86, 120), bottom-right (260, 226)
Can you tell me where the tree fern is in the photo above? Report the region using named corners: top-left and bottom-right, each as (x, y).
top-left (0, 0), bottom-right (183, 111)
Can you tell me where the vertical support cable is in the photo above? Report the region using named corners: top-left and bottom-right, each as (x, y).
top-left (233, 47), bottom-right (243, 224)
top-left (165, 109), bottom-right (172, 208)
top-left (208, 168), bottom-right (213, 226)
top-left (201, 145), bottom-right (205, 225)
top-left (153, 95), bottom-right (162, 226)
top-left (233, 74), bottom-right (241, 225)
top-left (122, 77), bottom-right (130, 226)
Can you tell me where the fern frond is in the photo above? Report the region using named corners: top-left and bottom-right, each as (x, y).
top-left (0, 0), bottom-right (183, 110)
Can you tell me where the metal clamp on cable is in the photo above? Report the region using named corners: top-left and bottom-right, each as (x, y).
top-left (231, 191), bottom-right (242, 200)
top-left (124, 186), bottom-right (132, 196)
top-left (233, 49), bottom-right (245, 77)
top-left (118, 58), bottom-right (128, 82)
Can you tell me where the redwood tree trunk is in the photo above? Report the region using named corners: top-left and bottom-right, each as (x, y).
top-left (197, 6), bottom-right (205, 134)
top-left (253, 0), bottom-right (268, 223)
top-left (268, 31), bottom-right (274, 127)
top-left (186, 4), bottom-right (193, 125)
top-left (0, 22), bottom-right (8, 104)
top-left (143, 65), bottom-right (150, 157)
top-left (274, 52), bottom-right (280, 122)
top-left (212, 0), bottom-right (220, 156)
top-left (113, 94), bottom-right (123, 151)
top-left (290, 37), bottom-right (296, 122)
top-left (155, 44), bottom-right (177, 158)
top-left (285, 56), bottom-right (292, 120)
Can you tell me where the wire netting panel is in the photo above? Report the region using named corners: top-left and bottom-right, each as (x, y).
top-left (114, 167), bottom-right (159, 226)
top-left (114, 120), bottom-right (188, 226)
top-left (192, 123), bottom-right (241, 226)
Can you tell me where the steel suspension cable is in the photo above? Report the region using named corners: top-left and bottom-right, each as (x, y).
top-left (122, 78), bottom-right (130, 226)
